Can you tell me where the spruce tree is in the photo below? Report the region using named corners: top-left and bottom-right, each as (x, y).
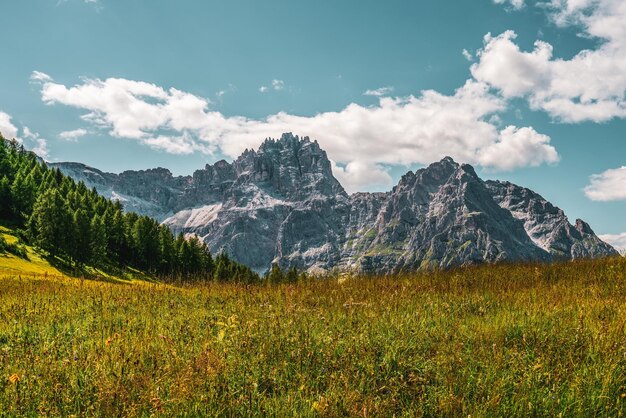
top-left (0, 176), bottom-right (11, 218)
top-left (267, 263), bottom-right (284, 284)
top-left (213, 253), bottom-right (229, 282)
top-left (158, 226), bottom-right (176, 274)
top-left (71, 208), bottom-right (92, 264)
top-left (90, 214), bottom-right (107, 264)
top-left (11, 170), bottom-right (36, 223)
top-left (286, 266), bottom-right (299, 283)
top-left (29, 189), bottom-right (70, 256)
top-left (178, 239), bottom-right (193, 276)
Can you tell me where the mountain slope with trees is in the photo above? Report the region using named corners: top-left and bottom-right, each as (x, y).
top-left (53, 133), bottom-right (618, 273)
top-left (0, 135), bottom-right (260, 282)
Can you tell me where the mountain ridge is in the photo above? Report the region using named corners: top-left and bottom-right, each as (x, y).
top-left (51, 133), bottom-right (619, 272)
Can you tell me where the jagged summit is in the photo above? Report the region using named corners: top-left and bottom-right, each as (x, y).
top-left (485, 180), bottom-right (617, 259)
top-left (259, 132), bottom-right (312, 149)
top-left (51, 133), bottom-right (618, 272)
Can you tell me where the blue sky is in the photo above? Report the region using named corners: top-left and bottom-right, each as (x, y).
top-left (0, 0), bottom-right (625, 248)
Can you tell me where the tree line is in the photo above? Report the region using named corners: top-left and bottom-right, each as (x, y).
top-left (0, 136), bottom-right (261, 282)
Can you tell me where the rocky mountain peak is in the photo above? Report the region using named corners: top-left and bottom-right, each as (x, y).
top-left (486, 180), bottom-right (618, 259)
top-left (575, 218), bottom-right (593, 234)
top-left (394, 157), bottom-right (458, 189)
top-left (51, 133), bottom-right (618, 273)
top-left (258, 132), bottom-right (311, 151)
top-left (234, 133), bottom-right (345, 200)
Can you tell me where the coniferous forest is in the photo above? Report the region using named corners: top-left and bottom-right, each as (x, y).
top-left (0, 135), bottom-right (261, 282)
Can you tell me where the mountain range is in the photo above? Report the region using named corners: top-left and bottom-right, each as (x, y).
top-left (51, 133), bottom-right (618, 273)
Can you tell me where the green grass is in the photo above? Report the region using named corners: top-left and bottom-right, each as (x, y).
top-left (0, 226), bottom-right (154, 284)
top-left (0, 226), bottom-right (65, 277)
top-left (1, 255), bottom-right (625, 416)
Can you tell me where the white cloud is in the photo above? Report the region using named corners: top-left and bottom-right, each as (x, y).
top-left (30, 71), bottom-right (53, 83)
top-left (493, 0), bottom-right (525, 10)
top-left (363, 86), bottom-right (394, 97)
top-left (271, 79), bottom-right (285, 90)
top-left (1, 111), bottom-right (49, 158)
top-left (331, 160), bottom-right (393, 193)
top-left (476, 0), bottom-right (626, 122)
top-left (56, 0), bottom-right (102, 10)
top-left (598, 232), bottom-right (626, 254)
top-left (33, 72), bottom-right (559, 190)
top-left (59, 128), bottom-right (88, 140)
top-left (0, 112), bottom-right (19, 140)
top-left (260, 79), bottom-right (285, 93)
top-left (584, 166), bottom-right (626, 201)
top-left (462, 49), bottom-right (473, 61)
top-left (31, 138), bottom-right (49, 159)
top-left (477, 125), bottom-right (559, 170)
top-left (22, 126), bottom-right (49, 159)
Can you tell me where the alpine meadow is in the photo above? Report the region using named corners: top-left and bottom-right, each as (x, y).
top-left (2, 0), bottom-right (626, 416)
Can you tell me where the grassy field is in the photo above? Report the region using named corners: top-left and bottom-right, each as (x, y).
top-left (1, 252), bottom-right (625, 416)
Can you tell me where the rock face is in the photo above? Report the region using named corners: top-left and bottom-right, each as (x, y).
top-left (485, 180), bottom-right (617, 260)
top-left (51, 133), bottom-right (619, 272)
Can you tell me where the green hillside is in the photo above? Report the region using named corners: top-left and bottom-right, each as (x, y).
top-left (0, 135), bottom-right (260, 284)
top-left (0, 225), bottom-right (65, 277)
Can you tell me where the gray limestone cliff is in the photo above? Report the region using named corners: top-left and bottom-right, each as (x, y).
top-left (51, 133), bottom-right (618, 272)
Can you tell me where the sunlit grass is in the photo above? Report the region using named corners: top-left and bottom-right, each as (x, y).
top-left (1, 256), bottom-right (625, 416)
top-left (0, 227), bottom-right (154, 284)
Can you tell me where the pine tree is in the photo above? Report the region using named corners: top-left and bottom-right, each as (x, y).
top-left (11, 170), bottom-right (37, 223)
top-left (158, 226), bottom-right (176, 274)
top-left (286, 266), bottom-right (299, 283)
top-left (213, 253), bottom-right (229, 282)
top-left (71, 208), bottom-right (92, 264)
top-left (178, 239), bottom-right (193, 276)
top-left (106, 208), bottom-right (125, 261)
top-left (132, 216), bottom-right (160, 270)
top-left (201, 242), bottom-right (214, 276)
top-left (267, 263), bottom-right (284, 284)
top-left (186, 236), bottom-right (204, 276)
top-left (29, 189), bottom-right (70, 256)
top-left (0, 137), bottom-right (260, 282)
top-left (90, 214), bottom-right (107, 264)
top-left (0, 176), bottom-right (11, 218)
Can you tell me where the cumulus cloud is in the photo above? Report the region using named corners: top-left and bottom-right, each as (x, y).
top-left (584, 166), bottom-right (626, 201)
top-left (31, 70), bottom-right (53, 83)
top-left (331, 160), bottom-right (393, 194)
top-left (271, 79), bottom-right (285, 90)
top-left (363, 86), bottom-right (394, 97)
top-left (57, 0), bottom-right (101, 8)
top-left (598, 232), bottom-right (626, 254)
top-left (477, 125), bottom-right (559, 170)
top-left (1, 111), bottom-right (49, 158)
top-left (475, 0), bottom-right (626, 122)
top-left (32, 72), bottom-right (559, 191)
top-left (0, 112), bottom-right (19, 140)
top-left (493, 0), bottom-right (525, 10)
top-left (259, 79), bottom-right (285, 93)
top-left (22, 127), bottom-right (49, 159)
top-left (59, 128), bottom-right (88, 141)
top-left (462, 49), bottom-right (473, 61)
